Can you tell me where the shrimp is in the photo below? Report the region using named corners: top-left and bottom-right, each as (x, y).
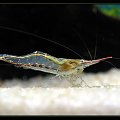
top-left (0, 51), bottom-right (112, 87)
top-left (0, 26), bottom-right (114, 87)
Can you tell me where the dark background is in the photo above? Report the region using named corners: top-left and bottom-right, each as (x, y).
top-left (0, 4), bottom-right (119, 79)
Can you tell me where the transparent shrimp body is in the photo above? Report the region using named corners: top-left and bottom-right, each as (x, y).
top-left (0, 51), bottom-right (112, 77)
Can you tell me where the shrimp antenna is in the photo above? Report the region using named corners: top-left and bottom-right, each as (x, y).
top-left (103, 60), bottom-right (119, 71)
top-left (112, 57), bottom-right (120, 60)
top-left (94, 36), bottom-right (98, 60)
top-left (94, 8), bottom-right (98, 60)
top-left (72, 28), bottom-right (92, 60)
top-left (0, 25), bottom-right (84, 59)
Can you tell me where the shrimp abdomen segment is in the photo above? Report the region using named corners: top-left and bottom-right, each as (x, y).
top-left (0, 52), bottom-right (60, 71)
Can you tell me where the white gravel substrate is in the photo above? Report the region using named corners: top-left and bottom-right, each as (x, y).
top-left (0, 68), bottom-right (120, 115)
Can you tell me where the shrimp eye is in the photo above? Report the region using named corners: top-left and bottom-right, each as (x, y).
top-left (81, 59), bottom-right (84, 63)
